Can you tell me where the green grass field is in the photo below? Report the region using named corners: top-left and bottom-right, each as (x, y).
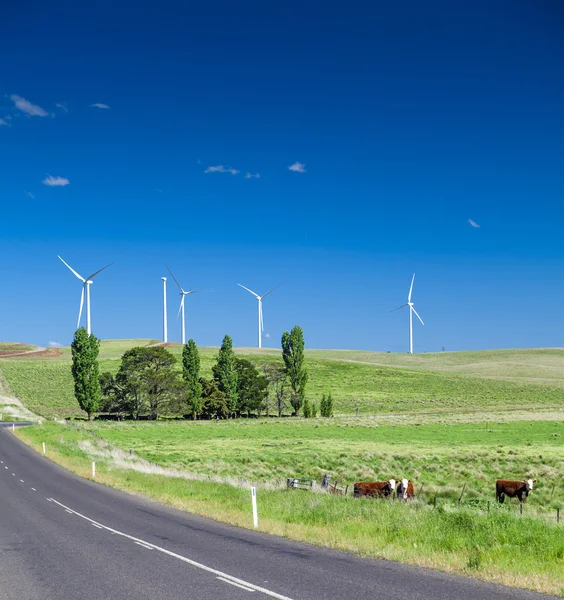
top-left (2, 340), bottom-right (564, 418)
top-left (84, 418), bottom-right (564, 509)
top-left (16, 422), bottom-right (564, 596)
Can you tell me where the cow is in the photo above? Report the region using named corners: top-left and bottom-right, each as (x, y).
top-left (354, 479), bottom-right (396, 499)
top-left (396, 478), bottom-right (415, 501)
top-left (496, 479), bottom-right (536, 504)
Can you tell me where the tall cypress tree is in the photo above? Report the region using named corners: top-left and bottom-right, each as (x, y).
top-left (71, 327), bottom-right (101, 421)
top-left (212, 335), bottom-right (238, 417)
top-left (281, 325), bottom-right (308, 416)
top-left (182, 339), bottom-right (203, 419)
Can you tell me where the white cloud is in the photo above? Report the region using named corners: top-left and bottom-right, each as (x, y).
top-left (468, 219), bottom-right (480, 228)
top-left (264, 333), bottom-right (271, 339)
top-left (0, 118), bottom-right (8, 126)
top-left (56, 103), bottom-right (68, 113)
top-left (244, 172), bottom-right (260, 179)
top-left (288, 161), bottom-right (306, 173)
top-left (196, 157), bottom-right (202, 165)
top-left (204, 165), bottom-right (239, 175)
top-left (47, 341), bottom-right (63, 348)
top-left (10, 95), bottom-right (49, 117)
top-left (156, 188), bottom-right (163, 193)
top-left (42, 175), bottom-right (70, 187)
top-left (24, 191), bottom-right (35, 199)
top-left (91, 103), bottom-right (110, 109)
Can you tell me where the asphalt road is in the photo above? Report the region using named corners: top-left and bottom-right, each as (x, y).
top-left (0, 423), bottom-right (557, 600)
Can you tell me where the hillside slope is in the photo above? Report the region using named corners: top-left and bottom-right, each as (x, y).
top-left (1, 340), bottom-right (564, 418)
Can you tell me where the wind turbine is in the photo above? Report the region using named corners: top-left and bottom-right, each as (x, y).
top-left (238, 284), bottom-right (279, 348)
top-left (166, 266), bottom-right (205, 345)
top-left (392, 274), bottom-right (424, 354)
top-left (161, 277), bottom-right (168, 343)
top-left (58, 256), bottom-right (112, 335)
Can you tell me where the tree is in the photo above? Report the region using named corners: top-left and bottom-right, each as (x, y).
top-left (302, 396), bottom-right (312, 418)
top-left (71, 327), bottom-right (101, 420)
top-left (200, 378), bottom-right (229, 419)
top-left (113, 346), bottom-right (183, 419)
top-left (281, 326), bottom-right (308, 416)
top-left (182, 340), bottom-right (203, 419)
top-left (262, 363), bottom-right (289, 417)
top-left (320, 392), bottom-right (334, 418)
top-left (99, 372), bottom-right (127, 419)
top-left (212, 335), bottom-right (238, 417)
top-left (235, 358), bottom-right (268, 417)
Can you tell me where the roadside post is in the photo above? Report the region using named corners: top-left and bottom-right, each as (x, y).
top-left (92, 461), bottom-right (96, 479)
top-left (42, 442), bottom-right (46, 455)
top-left (251, 487), bottom-right (258, 528)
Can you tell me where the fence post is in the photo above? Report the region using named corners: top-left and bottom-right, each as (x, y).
top-left (487, 501), bottom-right (490, 514)
top-left (433, 496), bottom-right (437, 508)
top-left (345, 484), bottom-right (349, 496)
top-left (557, 508), bottom-right (560, 524)
top-left (550, 484), bottom-right (555, 498)
top-left (251, 487), bottom-right (258, 528)
top-left (417, 483), bottom-right (424, 498)
top-left (458, 483), bottom-right (466, 505)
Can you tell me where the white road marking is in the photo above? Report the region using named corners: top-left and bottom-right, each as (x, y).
top-left (48, 498), bottom-right (294, 600)
top-left (12, 473), bottom-right (15, 476)
top-left (1, 460), bottom-right (3, 463)
top-left (31, 488), bottom-right (36, 491)
top-left (4, 466), bottom-right (7, 469)
top-left (217, 577), bottom-right (255, 592)
top-left (20, 479), bottom-right (24, 483)
top-left (135, 541), bottom-right (153, 550)
top-left (92, 523), bottom-right (103, 529)
top-left (65, 509), bottom-right (73, 514)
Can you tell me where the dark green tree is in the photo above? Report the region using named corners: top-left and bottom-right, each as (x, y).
top-left (200, 378), bottom-right (229, 419)
top-left (302, 396), bottom-right (312, 418)
top-left (320, 392), bottom-right (334, 417)
top-left (71, 327), bottom-right (101, 420)
top-left (212, 335), bottom-right (238, 417)
top-left (114, 346), bottom-right (183, 419)
top-left (182, 340), bottom-right (203, 419)
top-left (235, 358), bottom-right (268, 417)
top-left (99, 372), bottom-right (127, 419)
top-left (281, 326), bottom-right (308, 416)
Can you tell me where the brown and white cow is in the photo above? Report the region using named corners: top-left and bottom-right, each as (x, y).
top-left (396, 478), bottom-right (415, 501)
top-left (354, 479), bottom-right (396, 498)
top-left (496, 479), bottom-right (536, 503)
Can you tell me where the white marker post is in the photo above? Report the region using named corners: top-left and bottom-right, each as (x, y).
top-left (12, 423), bottom-right (15, 432)
top-left (42, 442), bottom-right (46, 455)
top-left (92, 461), bottom-right (96, 479)
top-left (251, 486), bottom-right (258, 528)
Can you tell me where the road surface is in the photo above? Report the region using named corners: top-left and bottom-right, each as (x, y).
top-left (0, 423), bottom-right (556, 600)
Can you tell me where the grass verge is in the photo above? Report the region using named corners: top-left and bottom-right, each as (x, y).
top-left (15, 422), bottom-right (564, 597)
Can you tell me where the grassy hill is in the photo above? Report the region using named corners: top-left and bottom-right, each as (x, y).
top-left (2, 339), bottom-right (564, 418)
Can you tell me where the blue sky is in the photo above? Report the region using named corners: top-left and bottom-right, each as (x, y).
top-left (1, 1), bottom-right (563, 351)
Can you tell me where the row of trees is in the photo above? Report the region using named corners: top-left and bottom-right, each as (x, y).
top-left (70, 326), bottom-right (333, 421)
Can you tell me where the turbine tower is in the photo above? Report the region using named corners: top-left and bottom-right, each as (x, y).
top-left (58, 256), bottom-right (112, 335)
top-left (166, 266), bottom-right (205, 345)
top-left (238, 284), bottom-right (279, 348)
top-left (392, 273), bottom-right (424, 354)
top-left (161, 277), bottom-right (168, 343)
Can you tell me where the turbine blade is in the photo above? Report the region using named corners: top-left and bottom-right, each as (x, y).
top-left (58, 255), bottom-right (85, 282)
top-left (77, 286), bottom-right (85, 328)
top-left (390, 304), bottom-right (408, 313)
top-left (408, 273), bottom-right (415, 303)
top-left (261, 284), bottom-right (280, 299)
top-left (411, 306), bottom-right (424, 325)
top-left (86, 263), bottom-right (113, 281)
top-left (177, 296), bottom-right (185, 320)
top-left (237, 283), bottom-right (260, 299)
top-left (166, 265), bottom-right (185, 294)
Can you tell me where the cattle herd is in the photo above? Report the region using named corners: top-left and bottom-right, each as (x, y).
top-left (353, 478), bottom-right (536, 503)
